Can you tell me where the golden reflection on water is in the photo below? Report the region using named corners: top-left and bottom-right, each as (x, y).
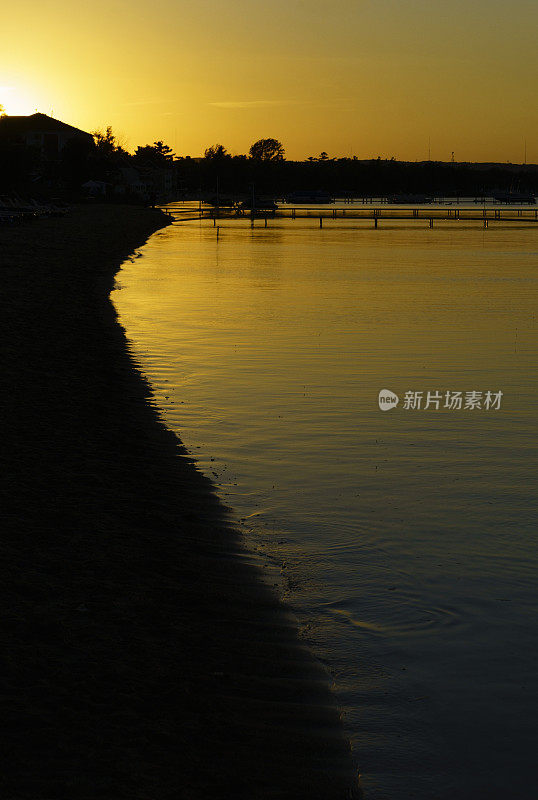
top-left (114, 218), bottom-right (537, 800)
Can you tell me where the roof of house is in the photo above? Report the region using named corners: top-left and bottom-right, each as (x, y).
top-left (0, 113), bottom-right (93, 140)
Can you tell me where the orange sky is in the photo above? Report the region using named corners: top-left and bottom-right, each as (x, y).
top-left (2, 0), bottom-right (537, 161)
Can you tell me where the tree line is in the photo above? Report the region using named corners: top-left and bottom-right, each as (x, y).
top-left (1, 115), bottom-right (536, 199)
top-left (89, 130), bottom-right (537, 198)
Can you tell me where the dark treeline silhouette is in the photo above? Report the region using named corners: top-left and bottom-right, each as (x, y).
top-left (0, 112), bottom-right (536, 202)
top-left (189, 148), bottom-right (538, 200)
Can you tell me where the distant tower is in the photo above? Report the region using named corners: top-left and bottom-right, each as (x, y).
top-left (451, 151), bottom-right (455, 164)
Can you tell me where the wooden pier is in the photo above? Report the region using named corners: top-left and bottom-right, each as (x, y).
top-left (164, 205), bottom-right (538, 228)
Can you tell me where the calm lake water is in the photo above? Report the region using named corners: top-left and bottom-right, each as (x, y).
top-left (113, 207), bottom-right (537, 799)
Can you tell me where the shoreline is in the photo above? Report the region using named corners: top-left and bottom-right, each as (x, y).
top-left (1, 204), bottom-right (359, 798)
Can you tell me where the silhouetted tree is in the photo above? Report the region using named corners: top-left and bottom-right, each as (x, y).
top-left (92, 127), bottom-right (118, 156)
top-left (155, 140), bottom-right (175, 160)
top-left (204, 143), bottom-right (230, 160)
top-left (90, 126), bottom-right (129, 179)
top-left (135, 140), bottom-right (175, 165)
top-left (319, 151), bottom-right (329, 161)
top-left (249, 138), bottom-right (285, 161)
top-left (0, 104), bottom-right (6, 118)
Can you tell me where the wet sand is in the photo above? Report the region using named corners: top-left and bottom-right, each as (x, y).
top-left (0, 205), bottom-right (359, 799)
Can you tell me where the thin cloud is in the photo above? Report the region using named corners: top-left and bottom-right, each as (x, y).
top-left (209, 100), bottom-right (293, 109)
top-left (122, 98), bottom-right (168, 107)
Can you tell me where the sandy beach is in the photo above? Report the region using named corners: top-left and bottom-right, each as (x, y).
top-left (1, 204), bottom-right (358, 799)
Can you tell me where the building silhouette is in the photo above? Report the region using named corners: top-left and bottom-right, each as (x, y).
top-left (0, 112), bottom-right (93, 158)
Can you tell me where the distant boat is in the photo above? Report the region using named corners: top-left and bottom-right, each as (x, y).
top-left (235, 197), bottom-right (278, 216)
top-left (206, 195), bottom-right (235, 208)
top-left (388, 193), bottom-right (433, 204)
top-left (285, 190), bottom-right (333, 204)
top-left (492, 191), bottom-right (535, 204)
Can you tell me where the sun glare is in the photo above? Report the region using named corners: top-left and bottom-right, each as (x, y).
top-left (0, 86), bottom-right (46, 117)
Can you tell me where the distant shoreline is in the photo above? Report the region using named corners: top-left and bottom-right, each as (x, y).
top-left (1, 204), bottom-right (358, 799)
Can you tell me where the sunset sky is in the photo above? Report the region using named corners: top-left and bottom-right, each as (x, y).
top-left (2, 0), bottom-right (537, 162)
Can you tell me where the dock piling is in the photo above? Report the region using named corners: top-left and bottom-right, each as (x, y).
top-left (173, 203), bottom-right (538, 229)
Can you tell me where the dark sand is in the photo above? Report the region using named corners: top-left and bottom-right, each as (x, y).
top-left (1, 205), bottom-right (359, 799)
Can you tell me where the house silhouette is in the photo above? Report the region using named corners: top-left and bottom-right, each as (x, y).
top-left (0, 113), bottom-right (93, 158)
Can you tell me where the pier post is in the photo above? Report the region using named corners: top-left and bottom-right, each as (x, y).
top-left (319, 216), bottom-right (323, 228)
top-left (213, 216), bottom-right (216, 227)
top-left (217, 226), bottom-right (220, 240)
top-left (374, 217), bottom-right (378, 229)
top-left (429, 218), bottom-right (434, 228)
top-left (484, 219), bottom-right (488, 229)
top-left (265, 217), bottom-right (267, 227)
